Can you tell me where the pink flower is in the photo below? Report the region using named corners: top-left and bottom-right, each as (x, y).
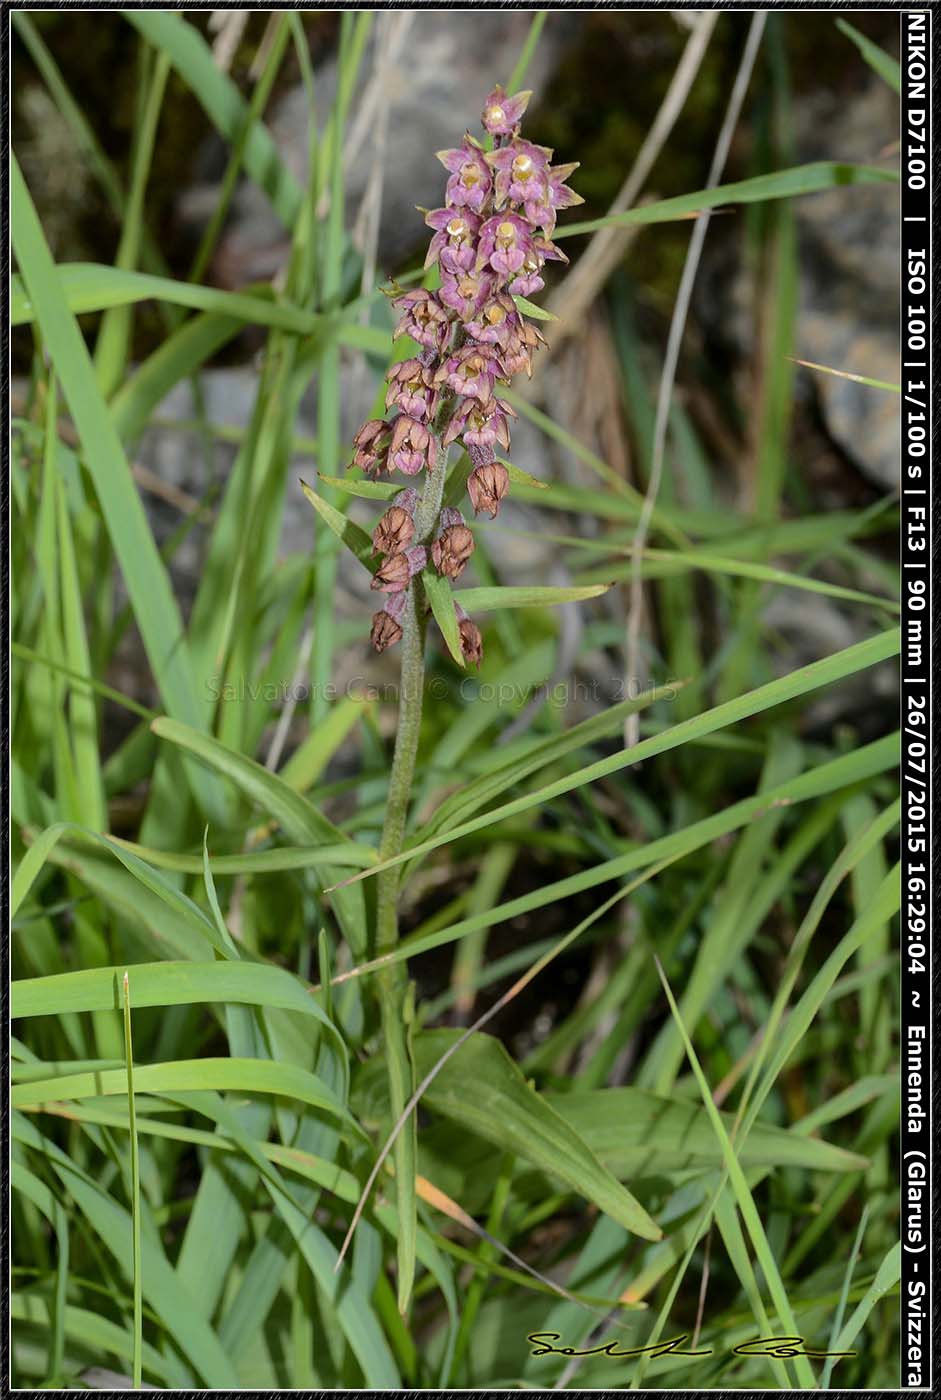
top-left (476, 214), bottom-right (535, 277)
top-left (524, 163), bottom-right (583, 233)
top-left (481, 85), bottom-right (532, 137)
top-left (487, 138), bottom-right (552, 208)
top-left (439, 269), bottom-right (496, 320)
top-left (507, 235), bottom-right (567, 297)
top-left (444, 396), bottom-right (515, 451)
top-left (385, 359), bottom-right (437, 419)
top-left (391, 288), bottom-right (450, 351)
top-left (464, 293), bottom-right (523, 349)
top-left (434, 344), bottom-right (504, 402)
top-left (501, 318), bottom-right (546, 378)
top-left (437, 136), bottom-right (493, 214)
top-left (389, 415), bottom-right (434, 476)
top-left (424, 207), bottom-right (481, 275)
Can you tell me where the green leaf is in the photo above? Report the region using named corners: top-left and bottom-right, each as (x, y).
top-left (557, 162), bottom-right (898, 239)
top-left (336, 629), bottom-right (901, 889)
top-left (360, 1029), bottom-right (662, 1242)
top-left (836, 19), bottom-right (901, 93)
top-left (10, 156), bottom-right (224, 822)
top-left (13, 1056), bottom-right (356, 1132)
top-left (498, 456), bottom-right (549, 490)
top-left (316, 473), bottom-right (400, 502)
top-left (829, 1242), bottom-right (901, 1355)
top-left (110, 311), bottom-right (244, 444)
top-left (12, 823), bottom-right (228, 954)
top-left (511, 293), bottom-right (557, 322)
top-left (14, 1115), bottom-right (240, 1386)
top-left (456, 583), bottom-right (610, 612)
top-left (12, 958), bottom-right (336, 1040)
top-left (653, 961), bottom-right (817, 1389)
top-left (422, 571), bottom-right (464, 668)
top-left (300, 478), bottom-right (376, 573)
top-left (11, 263), bottom-right (321, 334)
top-left (150, 716), bottom-right (368, 955)
top-left (545, 1087), bottom-right (868, 1176)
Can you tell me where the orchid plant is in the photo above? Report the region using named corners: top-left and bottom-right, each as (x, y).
top-left (315, 85), bottom-right (582, 1303)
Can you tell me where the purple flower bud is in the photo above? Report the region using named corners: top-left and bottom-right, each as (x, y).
top-left (476, 213), bottom-right (535, 278)
top-left (424, 207), bottom-right (481, 274)
top-left (481, 85), bottom-right (532, 137)
top-left (436, 136), bottom-right (493, 213)
top-left (507, 266), bottom-right (544, 298)
top-left (389, 415), bottom-right (434, 476)
top-left (393, 487), bottom-right (420, 514)
top-left (525, 162), bottom-right (584, 234)
top-left (507, 237), bottom-right (566, 297)
top-left (391, 288), bottom-right (450, 351)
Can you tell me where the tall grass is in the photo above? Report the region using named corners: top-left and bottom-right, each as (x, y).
top-left (11, 11), bottom-right (900, 1388)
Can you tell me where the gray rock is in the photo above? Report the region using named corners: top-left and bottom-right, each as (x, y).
top-left (791, 74), bottom-right (900, 491)
top-left (183, 11), bottom-right (570, 286)
top-left (698, 70), bottom-right (899, 493)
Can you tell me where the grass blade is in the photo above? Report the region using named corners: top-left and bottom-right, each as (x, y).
top-left (121, 972), bottom-right (142, 1389)
top-left (11, 156), bottom-right (225, 821)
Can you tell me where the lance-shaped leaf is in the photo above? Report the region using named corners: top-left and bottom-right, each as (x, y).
top-left (422, 571), bottom-right (464, 668)
top-left (357, 1029), bottom-right (662, 1242)
top-left (301, 478), bottom-right (376, 573)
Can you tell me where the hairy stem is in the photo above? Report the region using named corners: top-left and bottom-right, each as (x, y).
top-left (374, 438), bottom-right (448, 1312)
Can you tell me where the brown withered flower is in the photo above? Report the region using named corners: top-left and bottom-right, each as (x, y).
top-left (431, 508), bottom-right (475, 580)
top-left (371, 610), bottom-right (404, 652)
top-left (351, 419), bottom-right (391, 474)
top-left (466, 460), bottom-right (510, 518)
top-left (370, 545), bottom-right (427, 594)
top-left (372, 506), bottom-right (415, 557)
top-left (458, 617), bottom-right (484, 666)
top-left (370, 591), bottom-right (406, 652)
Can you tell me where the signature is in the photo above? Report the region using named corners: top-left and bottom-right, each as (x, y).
top-left (527, 1332), bottom-right (856, 1362)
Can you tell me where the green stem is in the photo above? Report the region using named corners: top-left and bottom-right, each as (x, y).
top-left (374, 441), bottom-right (448, 1313)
